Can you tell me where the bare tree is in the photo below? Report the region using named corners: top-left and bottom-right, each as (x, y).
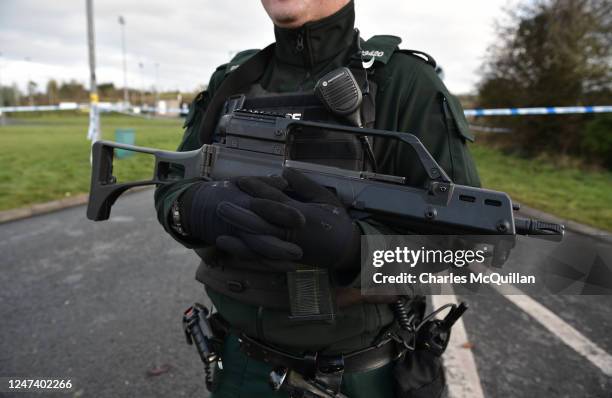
top-left (477, 0), bottom-right (612, 160)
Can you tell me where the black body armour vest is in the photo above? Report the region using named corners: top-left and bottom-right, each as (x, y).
top-left (195, 70), bottom-right (377, 311)
top-left (227, 81), bottom-right (376, 171)
top-left (194, 29), bottom-right (439, 311)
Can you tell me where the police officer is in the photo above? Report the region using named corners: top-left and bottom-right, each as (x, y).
top-left (155, 1), bottom-right (480, 397)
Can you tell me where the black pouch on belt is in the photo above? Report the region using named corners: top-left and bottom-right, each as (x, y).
top-left (392, 300), bottom-right (468, 398)
top-left (391, 296), bottom-right (448, 398)
top-left (392, 350), bottom-right (445, 398)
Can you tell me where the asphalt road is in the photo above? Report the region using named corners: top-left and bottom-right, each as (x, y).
top-left (1, 190), bottom-right (611, 397)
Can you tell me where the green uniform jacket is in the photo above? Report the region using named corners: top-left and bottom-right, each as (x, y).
top-left (154, 1), bottom-right (480, 353)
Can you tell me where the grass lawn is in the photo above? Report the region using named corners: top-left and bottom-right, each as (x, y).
top-left (0, 112), bottom-right (183, 211)
top-left (1, 112), bottom-right (610, 231)
top-left (471, 144), bottom-right (612, 231)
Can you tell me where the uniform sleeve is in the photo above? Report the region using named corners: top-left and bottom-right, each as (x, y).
top-left (373, 55), bottom-right (481, 188)
top-left (153, 68), bottom-right (226, 248)
top-left (153, 49), bottom-right (262, 247)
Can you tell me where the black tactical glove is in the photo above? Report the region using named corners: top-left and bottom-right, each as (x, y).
top-left (179, 177), bottom-right (302, 261)
top-left (219, 168), bottom-right (361, 269)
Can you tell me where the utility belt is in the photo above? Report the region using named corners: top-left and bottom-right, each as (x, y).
top-left (239, 332), bottom-right (400, 376)
top-left (182, 298), bottom-right (467, 398)
top-left (244, 333), bottom-right (401, 398)
top-left (184, 304), bottom-right (404, 397)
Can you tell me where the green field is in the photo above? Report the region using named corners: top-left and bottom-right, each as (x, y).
top-left (471, 145), bottom-right (612, 231)
top-left (0, 112), bottom-right (183, 211)
top-left (0, 112), bottom-right (610, 231)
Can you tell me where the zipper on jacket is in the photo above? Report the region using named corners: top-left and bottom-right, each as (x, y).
top-left (295, 30), bottom-right (310, 89)
top-left (295, 32), bottom-right (304, 52)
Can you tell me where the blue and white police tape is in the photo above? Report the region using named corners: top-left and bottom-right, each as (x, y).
top-left (2, 103), bottom-right (612, 117)
top-left (0, 103), bottom-right (83, 112)
top-left (464, 105), bottom-right (612, 117)
top-left (0, 103), bottom-right (188, 115)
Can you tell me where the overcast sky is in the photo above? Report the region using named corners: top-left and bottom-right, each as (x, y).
top-left (0, 0), bottom-right (516, 95)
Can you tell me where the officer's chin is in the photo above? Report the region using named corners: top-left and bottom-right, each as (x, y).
top-left (269, 12), bottom-right (306, 29)
top-left (262, 0), bottom-right (308, 28)
top-left (272, 18), bottom-right (304, 29)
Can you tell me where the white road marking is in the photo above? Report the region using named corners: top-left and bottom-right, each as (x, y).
top-left (495, 283), bottom-right (612, 378)
top-left (432, 292), bottom-right (485, 398)
top-left (467, 262), bottom-right (612, 378)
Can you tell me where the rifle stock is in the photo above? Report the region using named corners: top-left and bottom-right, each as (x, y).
top-left (87, 140), bottom-right (204, 221)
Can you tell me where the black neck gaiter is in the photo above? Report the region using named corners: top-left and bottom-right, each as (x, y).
top-left (273, 1), bottom-right (356, 68)
top-left (261, 1), bottom-right (358, 92)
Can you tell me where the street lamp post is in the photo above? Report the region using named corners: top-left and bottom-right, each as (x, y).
top-left (0, 53), bottom-right (3, 105)
top-left (86, 0), bottom-right (100, 143)
top-left (118, 15), bottom-right (128, 109)
top-left (0, 52), bottom-right (4, 125)
top-left (154, 62), bottom-right (159, 114)
top-left (138, 62), bottom-right (144, 109)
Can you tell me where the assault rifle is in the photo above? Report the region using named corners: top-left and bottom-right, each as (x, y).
top-left (87, 66), bottom-right (563, 263)
top-left (87, 108), bottom-right (563, 241)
